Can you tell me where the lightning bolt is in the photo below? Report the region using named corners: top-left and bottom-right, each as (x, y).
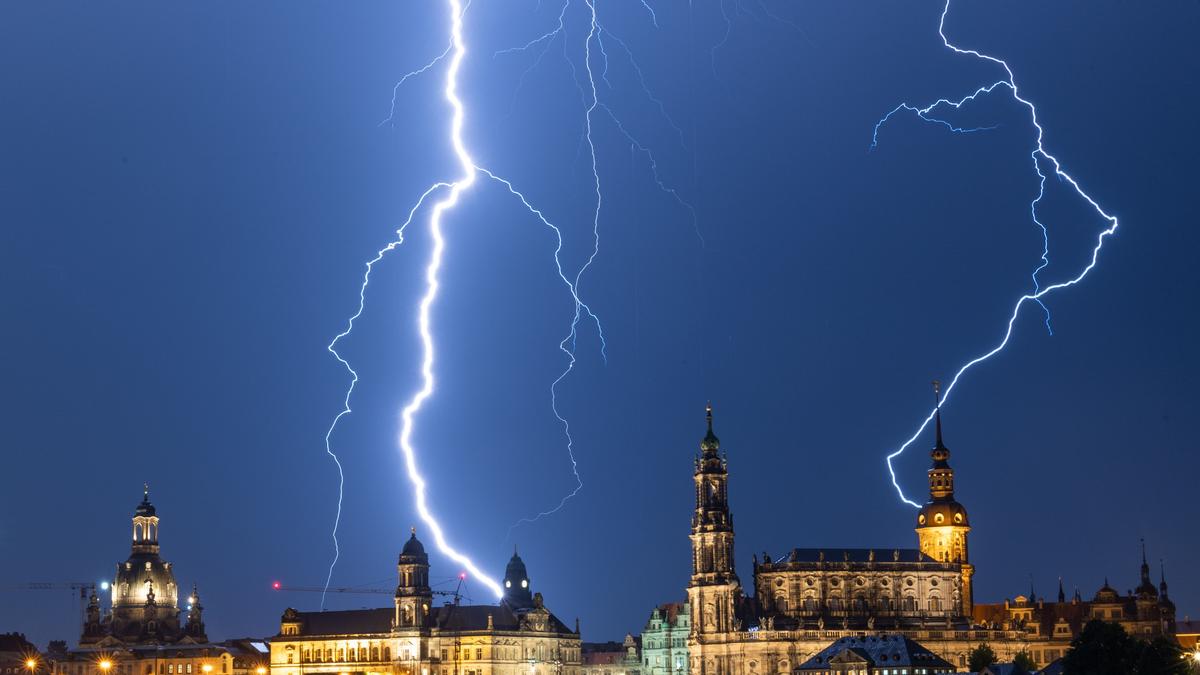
top-left (322, 0), bottom-right (612, 602)
top-left (497, 0), bottom-right (699, 531)
top-left (874, 0), bottom-right (1119, 508)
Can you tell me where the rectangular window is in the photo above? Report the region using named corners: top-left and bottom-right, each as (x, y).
top-left (441, 650), bottom-right (447, 662)
top-left (168, 666), bottom-right (173, 674)
top-left (475, 649), bottom-right (481, 661)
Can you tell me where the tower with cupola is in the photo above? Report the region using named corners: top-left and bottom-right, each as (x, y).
top-left (915, 382), bottom-right (974, 615)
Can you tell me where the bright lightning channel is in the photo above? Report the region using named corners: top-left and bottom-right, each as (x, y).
top-left (323, 0), bottom-right (607, 603)
top-left (874, 0), bottom-right (1119, 508)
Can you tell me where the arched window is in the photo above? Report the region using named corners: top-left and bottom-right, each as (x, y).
top-left (903, 596), bottom-right (917, 612)
top-left (929, 596), bottom-right (942, 612)
top-left (383, 647), bottom-right (390, 662)
top-left (774, 594), bottom-right (788, 613)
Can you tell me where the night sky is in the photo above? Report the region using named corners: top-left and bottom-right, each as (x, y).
top-left (2, 0), bottom-right (1198, 648)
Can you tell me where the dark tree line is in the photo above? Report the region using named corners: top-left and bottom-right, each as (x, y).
top-left (1062, 620), bottom-right (1191, 675)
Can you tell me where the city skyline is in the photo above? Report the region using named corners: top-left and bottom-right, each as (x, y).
top-left (2, 0), bottom-right (1198, 653)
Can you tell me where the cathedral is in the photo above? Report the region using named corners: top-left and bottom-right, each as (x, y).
top-left (80, 487), bottom-right (207, 647)
top-left (55, 489), bottom-right (267, 675)
top-left (681, 400), bottom-right (1178, 672)
top-left (270, 533), bottom-right (582, 675)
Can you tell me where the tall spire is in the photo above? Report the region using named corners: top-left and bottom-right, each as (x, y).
top-left (1058, 577), bottom-right (1066, 603)
top-left (1140, 538), bottom-right (1152, 586)
top-left (701, 402), bottom-right (720, 455)
top-left (933, 380), bottom-right (944, 449)
top-left (1160, 559), bottom-right (1169, 597)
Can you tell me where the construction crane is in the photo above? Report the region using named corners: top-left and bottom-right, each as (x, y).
top-left (272, 576), bottom-right (470, 604)
top-left (7, 582), bottom-right (100, 623)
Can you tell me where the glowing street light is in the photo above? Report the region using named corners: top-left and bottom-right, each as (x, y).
top-left (255, 668), bottom-right (266, 675)
top-left (98, 660), bottom-right (112, 672)
top-left (25, 659), bottom-right (38, 671)
top-left (201, 665), bottom-right (213, 674)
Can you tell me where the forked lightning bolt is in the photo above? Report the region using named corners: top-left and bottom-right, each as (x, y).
top-left (323, 0), bottom-right (607, 602)
top-left (873, 0), bottom-right (1119, 507)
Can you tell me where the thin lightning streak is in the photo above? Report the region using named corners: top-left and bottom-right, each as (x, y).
top-left (596, 23), bottom-right (687, 151)
top-left (495, 0), bottom-right (698, 530)
top-left (597, 103), bottom-right (702, 246)
top-left (380, 44), bottom-right (454, 127)
top-left (509, 0), bottom-right (607, 532)
top-left (875, 0), bottom-right (1119, 507)
top-left (639, 0), bottom-right (659, 28)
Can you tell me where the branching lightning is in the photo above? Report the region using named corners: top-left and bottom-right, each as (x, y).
top-left (873, 0), bottom-right (1119, 507)
top-left (495, 0), bottom-right (700, 530)
top-left (323, 0), bottom-right (611, 602)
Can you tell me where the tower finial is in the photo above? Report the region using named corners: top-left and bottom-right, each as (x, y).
top-left (706, 401), bottom-right (713, 432)
top-left (1141, 537), bottom-right (1147, 565)
top-left (143, 482), bottom-right (149, 499)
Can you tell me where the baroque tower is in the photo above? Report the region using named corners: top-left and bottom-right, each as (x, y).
top-left (915, 382), bottom-right (974, 614)
top-left (688, 404), bottom-right (741, 635)
top-left (394, 529), bottom-right (431, 629)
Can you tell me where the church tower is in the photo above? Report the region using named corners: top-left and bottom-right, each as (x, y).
top-left (688, 404), bottom-right (741, 636)
top-left (394, 529), bottom-right (431, 629)
top-left (915, 382), bottom-right (974, 614)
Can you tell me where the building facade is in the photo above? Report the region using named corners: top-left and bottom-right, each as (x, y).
top-left (684, 403), bottom-right (1036, 673)
top-left (972, 547), bottom-right (1177, 666)
top-left (640, 604), bottom-right (688, 675)
top-left (580, 637), bottom-right (639, 675)
top-left (270, 534), bottom-right (581, 675)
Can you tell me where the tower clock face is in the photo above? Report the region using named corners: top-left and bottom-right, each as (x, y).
top-left (521, 580), bottom-right (528, 588)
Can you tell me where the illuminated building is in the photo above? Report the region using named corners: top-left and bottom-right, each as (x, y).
top-left (79, 487), bottom-right (206, 647)
top-left (0, 633), bottom-right (41, 675)
top-left (580, 637), bottom-right (639, 675)
top-left (674, 403), bottom-right (1184, 672)
top-left (682, 404), bottom-right (1032, 673)
top-left (795, 635), bottom-right (954, 674)
top-left (52, 489), bottom-right (267, 675)
top-left (972, 546), bottom-right (1178, 665)
top-left (270, 534), bottom-right (581, 675)
top-left (639, 604), bottom-right (688, 675)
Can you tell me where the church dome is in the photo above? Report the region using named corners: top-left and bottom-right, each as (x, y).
top-left (400, 530), bottom-right (427, 560)
top-left (916, 500), bottom-right (969, 528)
top-left (112, 553), bottom-right (179, 609)
top-left (1093, 581), bottom-right (1120, 603)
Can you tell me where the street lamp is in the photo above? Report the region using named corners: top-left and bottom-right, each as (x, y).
top-left (255, 668), bottom-right (267, 675)
top-left (25, 659), bottom-right (38, 672)
top-left (98, 660), bottom-right (112, 673)
top-left (201, 665), bottom-right (213, 674)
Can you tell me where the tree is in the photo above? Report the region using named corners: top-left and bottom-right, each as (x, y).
top-left (1061, 620), bottom-right (1190, 675)
top-left (1132, 636), bottom-right (1190, 675)
top-left (1012, 649), bottom-right (1037, 672)
top-left (967, 643), bottom-right (997, 672)
top-left (1063, 620), bottom-right (1138, 675)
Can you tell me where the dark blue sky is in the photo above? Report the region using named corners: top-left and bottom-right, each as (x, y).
top-left (3, 0), bottom-right (1198, 646)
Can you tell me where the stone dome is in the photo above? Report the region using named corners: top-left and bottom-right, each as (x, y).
top-left (916, 500), bottom-right (969, 528)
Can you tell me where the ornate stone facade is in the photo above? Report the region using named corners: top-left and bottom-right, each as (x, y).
top-left (270, 534), bottom-right (581, 675)
top-left (683, 404), bottom-right (1034, 673)
top-left (640, 604), bottom-right (689, 675)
